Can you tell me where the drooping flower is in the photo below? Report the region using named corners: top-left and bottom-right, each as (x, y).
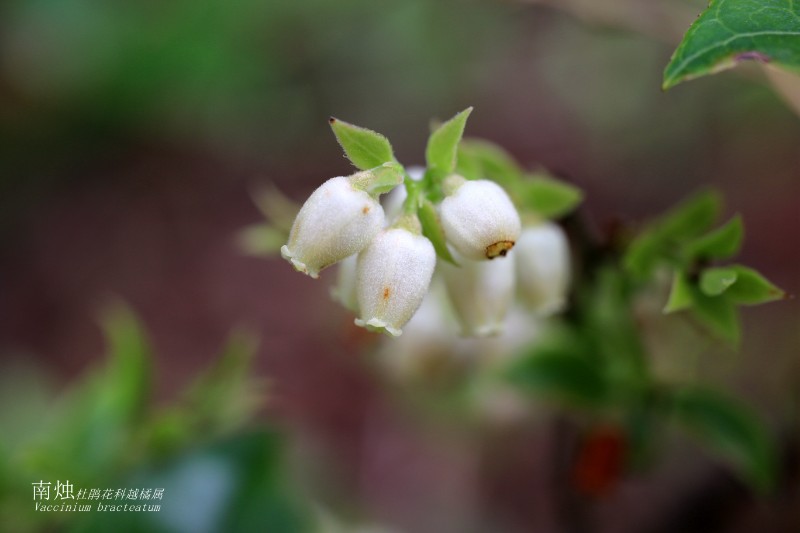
top-left (440, 176), bottom-right (521, 260)
top-left (280, 175), bottom-right (387, 278)
top-left (354, 218), bottom-right (436, 336)
top-left (440, 252), bottom-right (516, 337)
top-left (514, 222), bottom-right (571, 315)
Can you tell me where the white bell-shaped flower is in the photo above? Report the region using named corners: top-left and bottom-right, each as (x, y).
top-left (281, 176), bottom-right (386, 278)
top-left (514, 222), bottom-right (571, 316)
top-left (441, 252), bottom-right (515, 337)
top-left (440, 176), bottom-right (521, 260)
top-left (354, 219), bottom-right (436, 336)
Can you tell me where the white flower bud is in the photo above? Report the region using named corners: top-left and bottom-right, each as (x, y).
top-left (441, 252), bottom-right (515, 337)
top-left (281, 176), bottom-right (385, 278)
top-left (354, 225), bottom-right (436, 337)
top-left (514, 222), bottom-right (571, 316)
top-left (440, 177), bottom-right (521, 260)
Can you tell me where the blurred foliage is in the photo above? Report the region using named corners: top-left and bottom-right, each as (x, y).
top-left (625, 190), bottom-right (784, 345)
top-left (0, 305), bottom-right (313, 533)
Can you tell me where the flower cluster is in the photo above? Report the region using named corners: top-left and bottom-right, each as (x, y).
top-left (282, 169), bottom-right (571, 337)
top-left (280, 111), bottom-right (573, 337)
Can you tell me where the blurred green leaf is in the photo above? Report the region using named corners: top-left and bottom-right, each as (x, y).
top-left (454, 144), bottom-right (482, 180)
top-left (624, 190), bottom-right (722, 279)
top-left (237, 224), bottom-right (286, 257)
top-left (426, 107), bottom-right (472, 174)
top-left (458, 139), bottom-right (523, 187)
top-left (251, 184), bottom-right (300, 234)
top-left (700, 267), bottom-right (739, 296)
top-left (623, 232), bottom-right (663, 280)
top-left (329, 118), bottom-right (395, 170)
top-left (691, 290), bottom-right (741, 345)
top-left (664, 270), bottom-right (694, 313)
top-left (663, 0), bottom-right (800, 90)
top-left (724, 265), bottom-right (786, 305)
top-left (685, 215), bottom-right (744, 260)
top-left (506, 333), bottom-right (605, 407)
top-left (418, 199), bottom-right (458, 265)
top-left (181, 331), bottom-right (264, 437)
top-left (27, 304), bottom-right (152, 481)
top-left (658, 190), bottom-right (723, 243)
top-left (668, 386), bottom-right (776, 491)
top-left (518, 173), bottom-right (583, 219)
top-left (101, 304), bottom-right (152, 420)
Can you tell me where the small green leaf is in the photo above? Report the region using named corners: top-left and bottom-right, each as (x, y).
top-left (100, 304), bottom-right (152, 422)
top-left (659, 190), bottom-right (723, 242)
top-left (455, 144), bottom-right (483, 181)
top-left (251, 184), bottom-right (300, 233)
top-left (685, 215), bottom-right (744, 260)
top-left (623, 232), bottom-right (663, 280)
top-left (418, 199), bottom-right (457, 265)
top-left (664, 0), bottom-right (800, 90)
top-left (725, 265), bottom-right (785, 305)
top-left (351, 162), bottom-right (405, 195)
top-left (700, 267), bottom-right (739, 296)
top-left (458, 139), bottom-right (523, 187)
top-left (691, 290), bottom-right (741, 345)
top-left (238, 224), bottom-right (286, 257)
top-left (329, 117), bottom-right (395, 170)
top-left (664, 270), bottom-right (694, 313)
top-left (426, 107), bottom-right (473, 174)
top-left (182, 330), bottom-right (264, 436)
top-left (668, 386), bottom-right (776, 491)
top-left (519, 173), bottom-right (583, 219)
top-left (624, 190), bottom-right (722, 279)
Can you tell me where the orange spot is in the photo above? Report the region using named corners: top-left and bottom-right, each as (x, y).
top-left (486, 240), bottom-right (515, 259)
top-left (362, 205), bottom-right (371, 214)
top-left (382, 287), bottom-right (390, 300)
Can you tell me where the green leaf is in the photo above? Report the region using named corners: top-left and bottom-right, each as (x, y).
top-left (623, 232), bottom-right (663, 280)
top-left (418, 199), bottom-right (458, 265)
top-left (624, 190), bottom-right (722, 279)
top-left (664, 0), bottom-right (800, 90)
top-left (725, 265), bottom-right (785, 305)
top-left (426, 107), bottom-right (473, 174)
top-left (519, 173), bottom-right (583, 219)
top-left (458, 139), bottom-right (523, 187)
top-left (455, 144), bottom-right (483, 181)
top-left (329, 117), bottom-right (395, 170)
top-left (100, 304), bottom-right (152, 424)
top-left (506, 335), bottom-right (605, 407)
top-left (251, 183), bottom-right (299, 233)
top-left (238, 224), bottom-right (286, 257)
top-left (691, 290), bottom-right (741, 345)
top-left (181, 330), bottom-right (263, 436)
top-left (685, 215), bottom-right (744, 260)
top-left (668, 386), bottom-right (776, 491)
top-left (700, 267), bottom-right (739, 296)
top-left (659, 190), bottom-right (723, 242)
top-left (664, 270), bottom-right (694, 313)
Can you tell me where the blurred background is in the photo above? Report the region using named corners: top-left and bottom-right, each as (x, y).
top-left (0, 0), bottom-right (798, 531)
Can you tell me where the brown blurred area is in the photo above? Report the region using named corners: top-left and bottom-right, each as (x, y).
top-left (1, 0), bottom-right (799, 531)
